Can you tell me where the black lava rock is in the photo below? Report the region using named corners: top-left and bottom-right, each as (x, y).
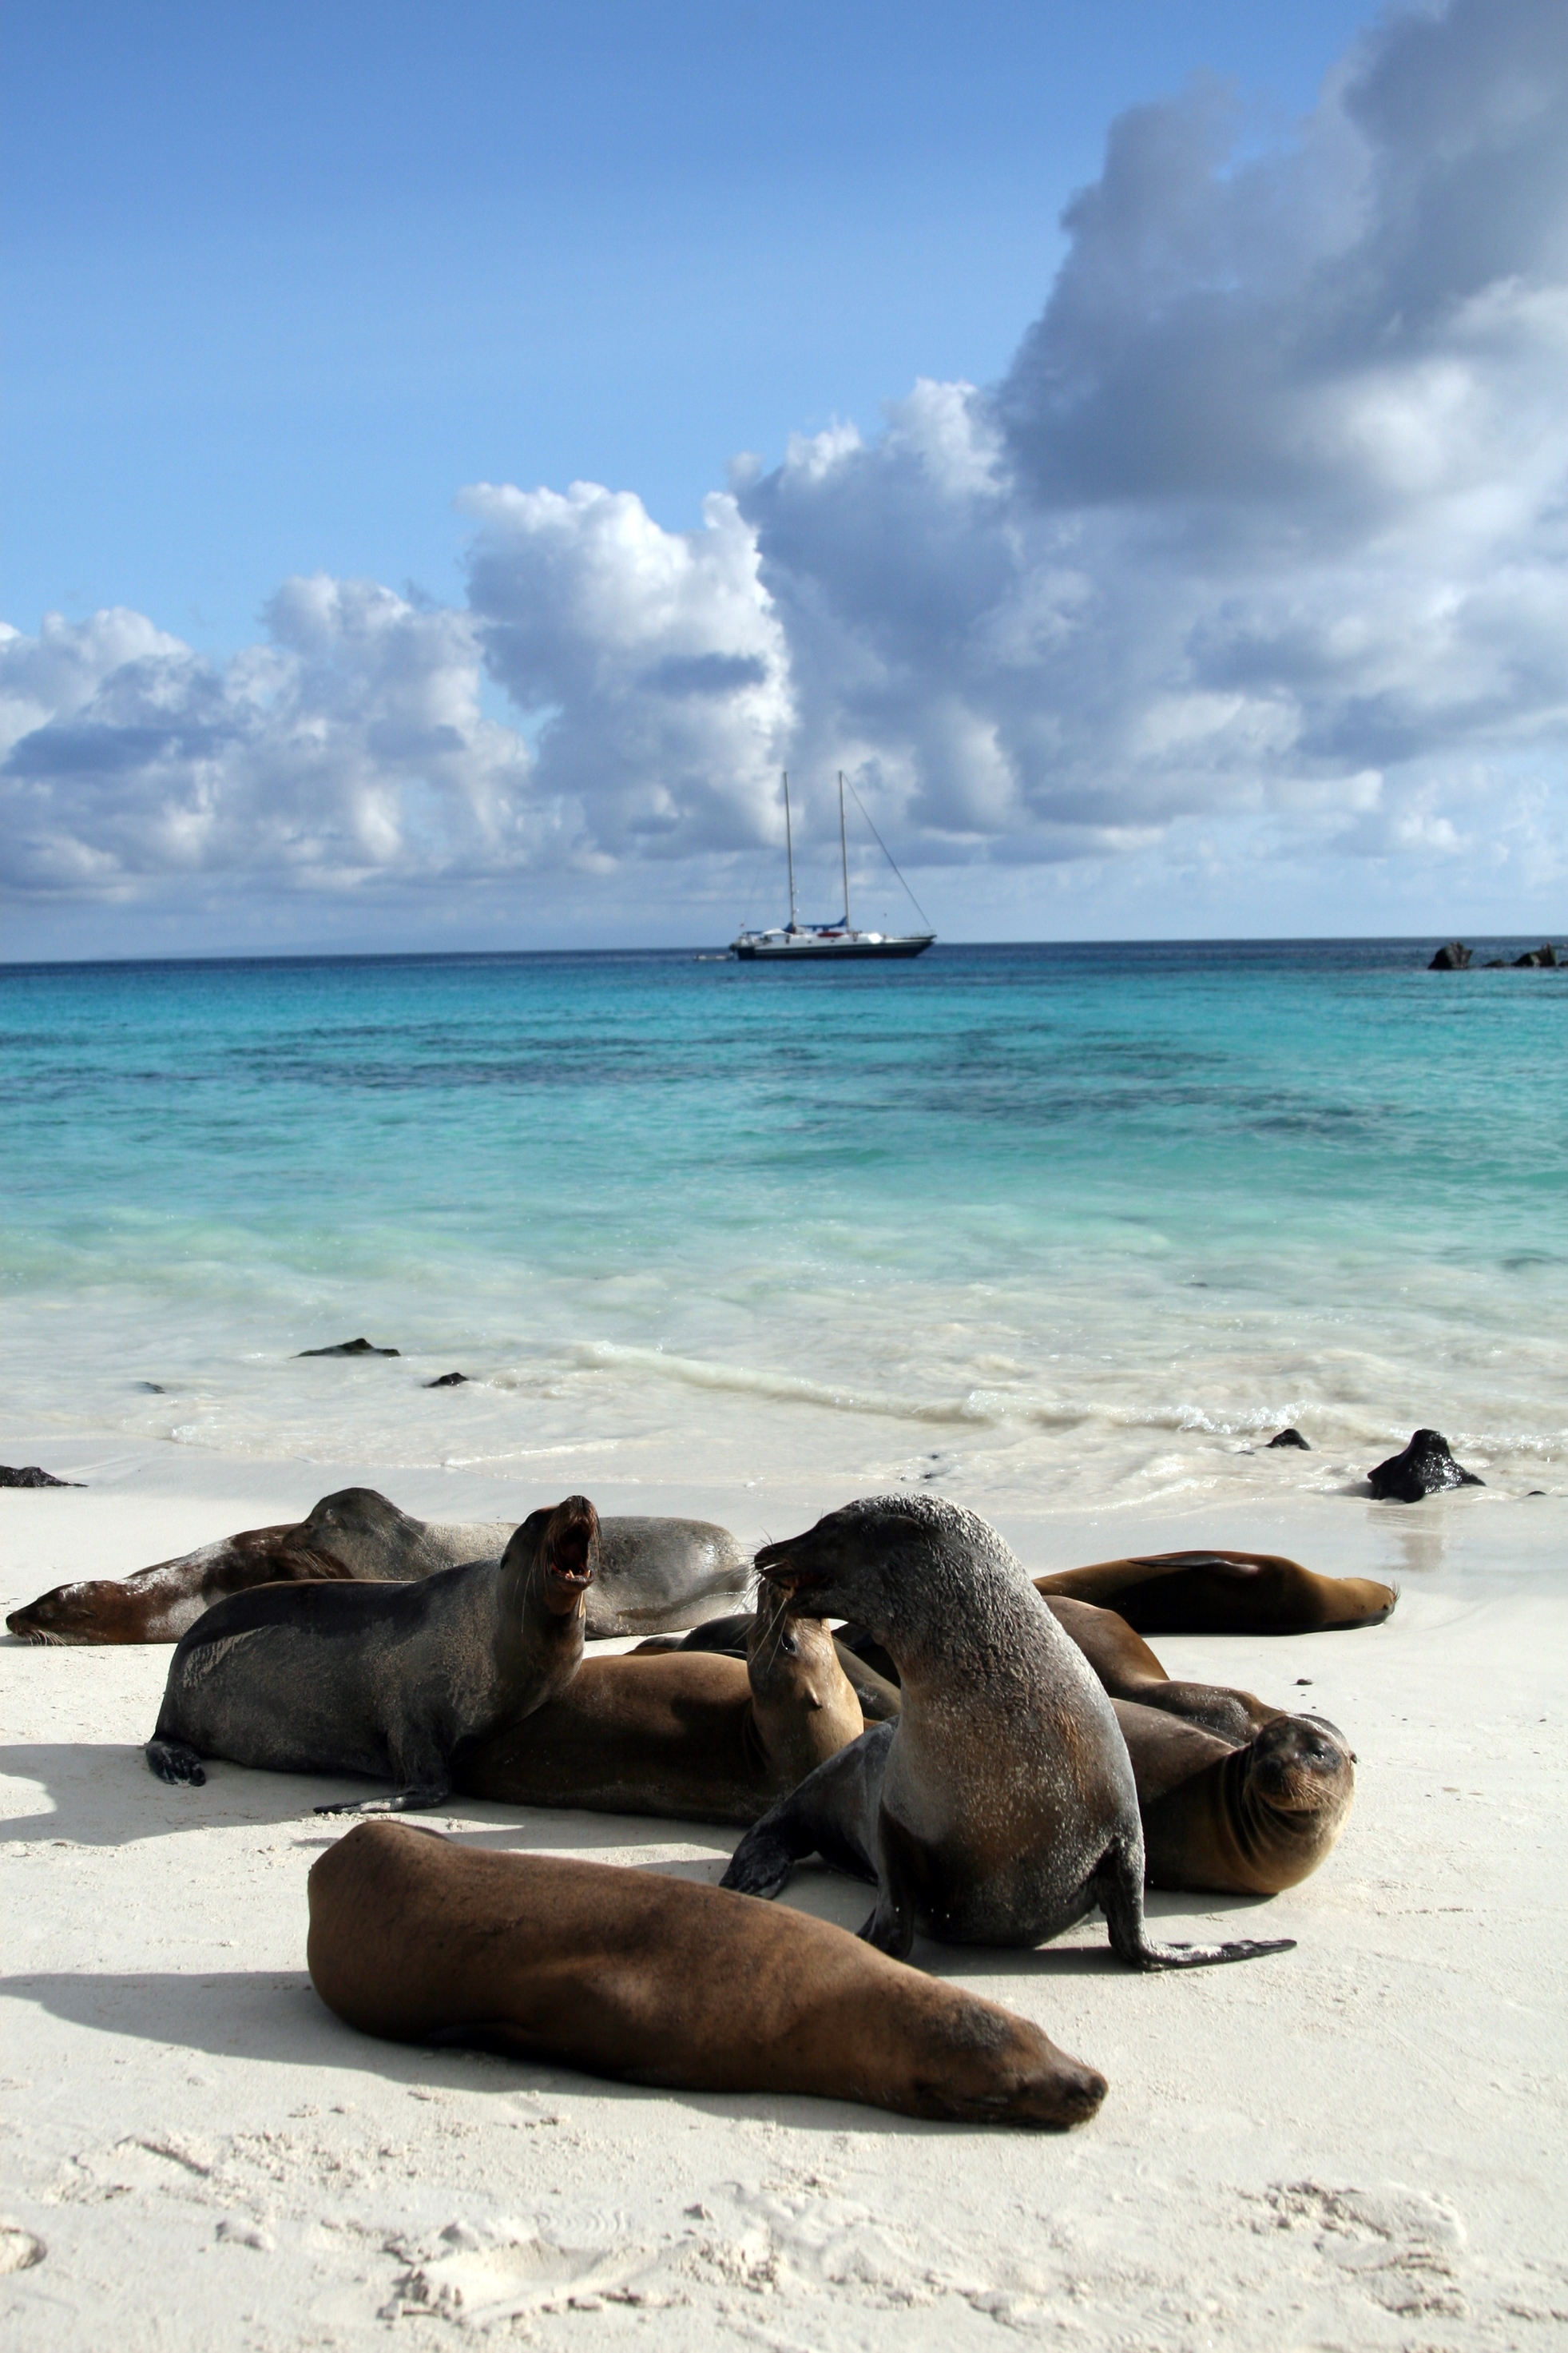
top-left (1514, 944), bottom-right (1558, 967)
top-left (1428, 942), bottom-right (1471, 970)
top-left (1368, 1428), bottom-right (1484, 1502)
top-left (297, 1337), bottom-right (401, 1357)
top-left (425, 1371), bottom-right (469, 1388)
top-left (1, 1465), bottom-right (85, 1487)
top-left (1267, 1427), bottom-right (1311, 1449)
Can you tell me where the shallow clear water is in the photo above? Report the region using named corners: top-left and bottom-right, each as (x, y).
top-left (2, 941), bottom-right (1563, 1507)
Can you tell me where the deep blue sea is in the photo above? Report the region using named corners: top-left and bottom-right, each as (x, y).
top-left (2, 940), bottom-right (1563, 1508)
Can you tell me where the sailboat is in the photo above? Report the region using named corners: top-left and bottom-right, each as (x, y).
top-left (732, 773), bottom-right (935, 961)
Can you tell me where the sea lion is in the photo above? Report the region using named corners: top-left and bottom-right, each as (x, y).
top-left (8, 1489), bottom-right (751, 1645)
top-left (721, 1496), bottom-right (1292, 1970)
top-left (1034, 1549), bottom-right (1396, 1634)
top-left (308, 1819), bottom-right (1108, 2129)
top-left (458, 1580), bottom-right (865, 1824)
top-left (144, 1495), bottom-right (598, 1810)
top-left (837, 1596), bottom-right (1279, 1745)
top-left (636, 1610), bottom-right (903, 1723)
top-left (1113, 1701), bottom-right (1356, 1895)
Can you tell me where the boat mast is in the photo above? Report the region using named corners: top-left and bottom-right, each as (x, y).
top-left (783, 770), bottom-right (798, 930)
top-left (838, 772), bottom-right (851, 928)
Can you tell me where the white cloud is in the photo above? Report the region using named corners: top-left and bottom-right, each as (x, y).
top-left (461, 481), bottom-right (792, 859)
top-left (1, 581), bottom-right (539, 900)
top-left (5, 0), bottom-right (1567, 943)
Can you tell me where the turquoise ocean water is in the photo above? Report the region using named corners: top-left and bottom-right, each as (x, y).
top-left (2, 941), bottom-right (1563, 1510)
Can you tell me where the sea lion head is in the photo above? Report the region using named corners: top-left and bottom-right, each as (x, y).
top-left (1233, 1712), bottom-right (1356, 1884)
top-left (8, 1579), bottom-right (146, 1644)
top-left (744, 1575), bottom-right (843, 1709)
top-left (754, 1492), bottom-right (1021, 1646)
top-left (510, 1493), bottom-right (600, 1619)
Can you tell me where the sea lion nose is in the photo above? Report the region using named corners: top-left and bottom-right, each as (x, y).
top-left (754, 1539), bottom-right (824, 1589)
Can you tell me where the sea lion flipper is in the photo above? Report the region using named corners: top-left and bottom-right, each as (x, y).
top-left (1094, 1839), bottom-right (1295, 1969)
top-left (859, 1807), bottom-right (919, 1959)
top-left (316, 1777), bottom-right (452, 1817)
top-left (720, 1808), bottom-right (801, 1899)
top-left (722, 1727), bottom-right (889, 1899)
top-left (145, 1737), bottom-right (205, 1786)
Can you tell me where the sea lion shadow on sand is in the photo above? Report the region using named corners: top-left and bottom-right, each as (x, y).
top-left (0, 1741), bottom-right (381, 1849)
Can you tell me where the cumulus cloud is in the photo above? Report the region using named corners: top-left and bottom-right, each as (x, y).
top-left (742, 0), bottom-right (1568, 878)
top-left (5, 0), bottom-right (1567, 937)
top-left (1, 581), bottom-right (542, 900)
top-left (462, 481), bottom-right (792, 860)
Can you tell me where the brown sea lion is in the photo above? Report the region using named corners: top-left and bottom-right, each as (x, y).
top-left (722, 1496), bottom-right (1292, 1971)
top-left (458, 1583), bottom-right (865, 1825)
top-left (8, 1488), bottom-right (751, 1645)
top-left (1113, 1700), bottom-right (1356, 1896)
top-left (308, 1819), bottom-right (1108, 2129)
top-left (1034, 1549), bottom-right (1396, 1634)
top-left (145, 1496), bottom-right (598, 1812)
top-left (635, 1609), bottom-right (903, 1723)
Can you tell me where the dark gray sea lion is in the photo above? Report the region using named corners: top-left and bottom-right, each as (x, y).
top-left (308, 1820), bottom-right (1108, 2128)
top-left (1368, 1428), bottom-right (1484, 1502)
top-left (1034, 1549), bottom-right (1397, 1633)
top-left (1267, 1427), bottom-right (1311, 1449)
top-left (1113, 1700), bottom-right (1355, 1895)
top-left (720, 1496), bottom-right (1292, 1970)
top-left (458, 1580), bottom-right (865, 1824)
top-left (587, 1516), bottom-right (752, 1636)
top-left (837, 1596), bottom-right (1278, 1746)
top-left (144, 1495), bottom-right (598, 1810)
top-left (8, 1490), bottom-right (750, 1645)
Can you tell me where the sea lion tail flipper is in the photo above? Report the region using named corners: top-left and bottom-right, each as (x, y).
top-left (1095, 1841), bottom-right (1295, 1971)
top-left (315, 1779), bottom-right (451, 1818)
top-left (145, 1738), bottom-right (205, 1787)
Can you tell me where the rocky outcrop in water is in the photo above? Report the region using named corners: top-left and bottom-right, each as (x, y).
top-left (1513, 944), bottom-right (1558, 967)
top-left (297, 1337), bottom-right (401, 1357)
top-left (1267, 1428), bottom-right (1311, 1449)
top-left (1427, 942), bottom-right (1471, 970)
top-left (1369, 1429), bottom-right (1483, 1502)
top-left (425, 1372), bottom-right (469, 1387)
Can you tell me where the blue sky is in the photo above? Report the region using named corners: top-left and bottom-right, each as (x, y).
top-left (4, 0), bottom-right (1566, 953)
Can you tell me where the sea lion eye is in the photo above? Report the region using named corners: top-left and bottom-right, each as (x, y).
top-left (780, 1632), bottom-right (798, 1655)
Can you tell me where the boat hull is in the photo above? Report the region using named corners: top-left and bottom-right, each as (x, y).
top-left (733, 936), bottom-right (934, 961)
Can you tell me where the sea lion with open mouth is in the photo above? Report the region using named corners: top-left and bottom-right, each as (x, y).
top-left (721, 1495), bottom-right (1293, 1970)
top-left (308, 1819), bottom-right (1108, 2130)
top-left (144, 1495), bottom-right (597, 1812)
top-left (10, 1488), bottom-right (748, 1645)
top-left (458, 1577), bottom-right (865, 1825)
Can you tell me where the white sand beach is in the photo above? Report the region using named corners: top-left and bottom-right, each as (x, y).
top-left (3, 1457), bottom-right (1566, 2352)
